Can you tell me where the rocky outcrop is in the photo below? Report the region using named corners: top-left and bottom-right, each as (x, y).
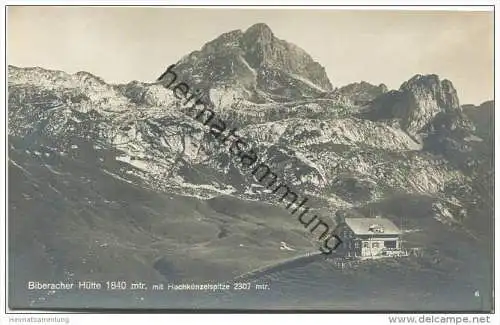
top-left (331, 81), bottom-right (388, 106)
top-left (363, 74), bottom-right (461, 136)
top-left (400, 74), bottom-right (460, 134)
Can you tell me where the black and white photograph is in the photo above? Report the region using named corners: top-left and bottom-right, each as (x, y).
top-left (4, 4), bottom-right (496, 316)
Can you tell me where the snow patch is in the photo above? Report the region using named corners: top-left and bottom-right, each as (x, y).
top-left (101, 169), bottom-right (135, 185)
top-left (239, 55), bottom-right (257, 76)
top-left (288, 73), bottom-right (327, 93)
top-left (115, 155), bottom-right (150, 171)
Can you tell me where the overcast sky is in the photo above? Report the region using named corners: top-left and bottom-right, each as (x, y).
top-left (7, 7), bottom-right (494, 105)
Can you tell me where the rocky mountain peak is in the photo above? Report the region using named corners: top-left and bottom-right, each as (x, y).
top-left (378, 83), bottom-right (389, 93)
top-left (364, 74), bottom-right (462, 136)
top-left (172, 23), bottom-right (332, 102)
top-left (243, 23), bottom-right (274, 42)
top-left (400, 74), bottom-right (460, 112)
top-left (399, 74), bottom-right (460, 134)
top-left (240, 23), bottom-right (276, 69)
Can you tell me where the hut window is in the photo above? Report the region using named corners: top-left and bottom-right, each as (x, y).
top-left (384, 240), bottom-right (397, 248)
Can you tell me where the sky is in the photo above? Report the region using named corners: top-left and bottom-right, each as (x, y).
top-left (7, 7), bottom-right (494, 105)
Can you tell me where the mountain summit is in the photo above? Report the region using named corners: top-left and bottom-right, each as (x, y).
top-left (363, 74), bottom-right (461, 135)
top-left (172, 23), bottom-right (333, 103)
